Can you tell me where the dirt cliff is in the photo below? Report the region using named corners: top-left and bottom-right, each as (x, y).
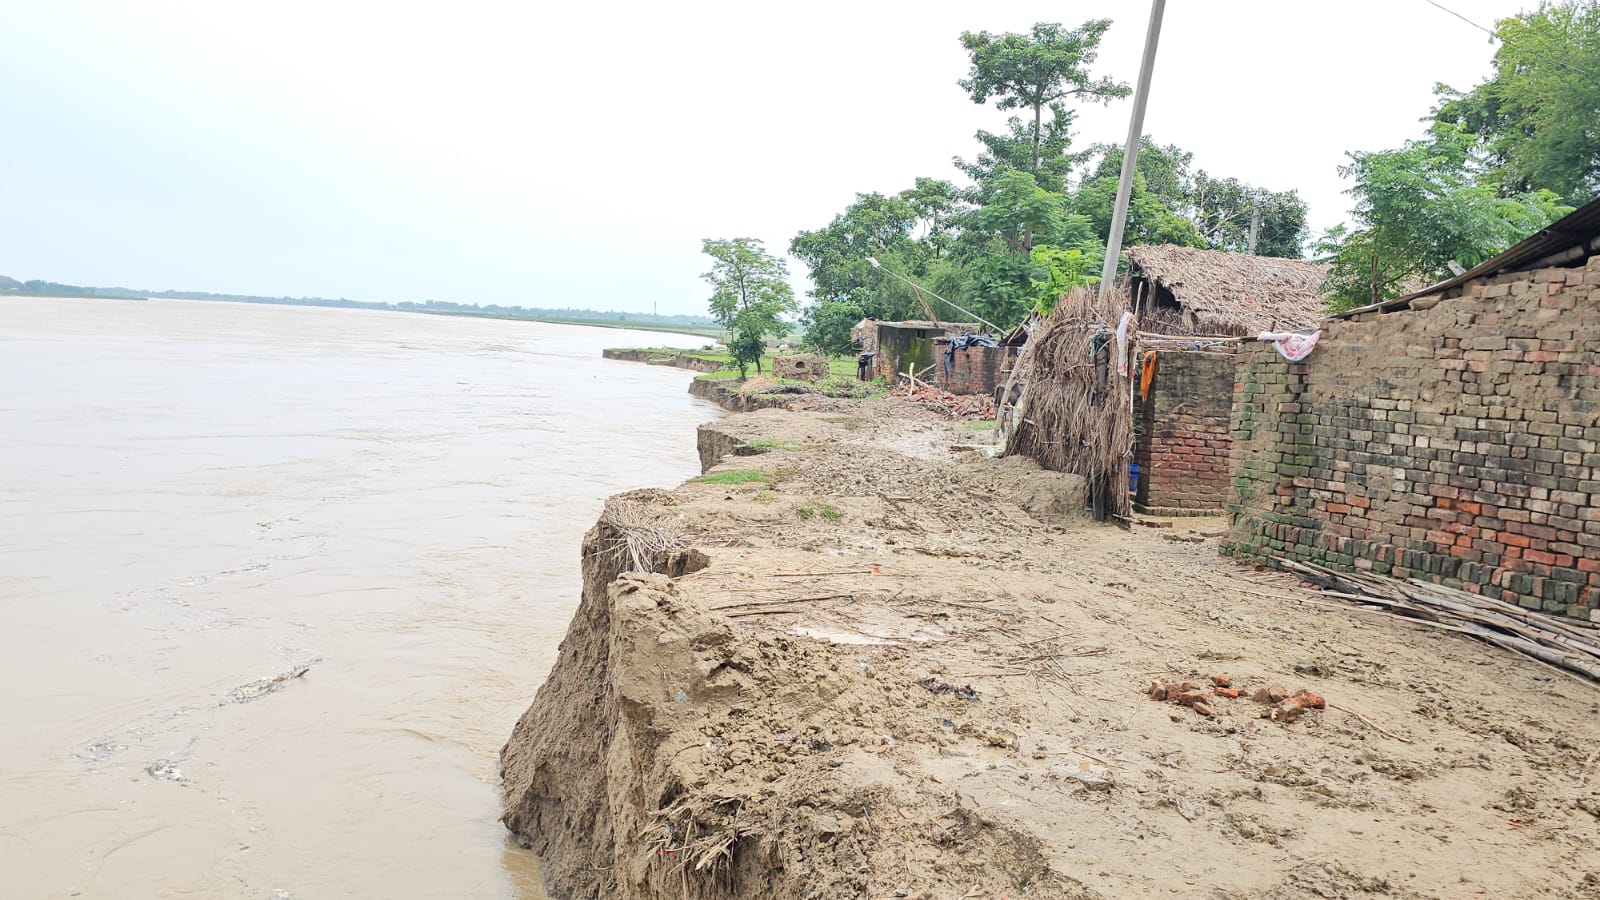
top-left (602, 349), bottom-right (726, 373)
top-left (503, 402), bottom-right (1600, 899)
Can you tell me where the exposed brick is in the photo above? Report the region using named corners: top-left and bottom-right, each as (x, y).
top-left (1224, 260), bottom-right (1600, 619)
top-left (1136, 351), bottom-right (1235, 512)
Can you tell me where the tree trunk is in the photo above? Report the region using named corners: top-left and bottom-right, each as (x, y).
top-left (1032, 103), bottom-right (1042, 175)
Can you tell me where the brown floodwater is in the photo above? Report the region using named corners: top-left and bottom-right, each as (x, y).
top-left (0, 297), bottom-right (721, 899)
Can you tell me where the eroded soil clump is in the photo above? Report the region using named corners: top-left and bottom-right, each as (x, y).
top-left (503, 400), bottom-right (1600, 899)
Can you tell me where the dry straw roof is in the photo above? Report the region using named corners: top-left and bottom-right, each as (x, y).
top-left (874, 320), bottom-right (979, 332)
top-left (1127, 245), bottom-right (1330, 334)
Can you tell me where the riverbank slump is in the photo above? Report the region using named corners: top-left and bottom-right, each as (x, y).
top-left (499, 411), bottom-right (1082, 899)
top-left (502, 401), bottom-right (1600, 900)
top-left (601, 349), bottom-right (727, 372)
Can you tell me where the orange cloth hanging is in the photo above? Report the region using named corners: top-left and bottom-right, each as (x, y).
top-left (1139, 350), bottom-right (1158, 401)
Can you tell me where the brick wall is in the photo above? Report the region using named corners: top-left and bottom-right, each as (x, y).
top-left (940, 345), bottom-right (1016, 396)
top-left (1222, 255), bottom-right (1600, 620)
top-left (1136, 350), bottom-right (1235, 512)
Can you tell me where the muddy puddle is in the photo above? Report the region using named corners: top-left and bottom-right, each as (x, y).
top-left (0, 297), bottom-right (720, 898)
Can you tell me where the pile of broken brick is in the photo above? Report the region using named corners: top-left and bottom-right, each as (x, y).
top-left (888, 382), bottom-right (996, 419)
top-left (1148, 674), bottom-right (1325, 722)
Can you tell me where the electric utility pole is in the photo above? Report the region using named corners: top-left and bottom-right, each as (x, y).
top-left (1247, 201), bottom-right (1261, 255)
top-left (1097, 0), bottom-right (1168, 302)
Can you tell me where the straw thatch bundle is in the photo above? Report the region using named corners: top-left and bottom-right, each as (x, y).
top-left (1126, 245), bottom-right (1329, 335)
top-left (1002, 287), bottom-right (1134, 520)
top-left (601, 495), bottom-right (688, 572)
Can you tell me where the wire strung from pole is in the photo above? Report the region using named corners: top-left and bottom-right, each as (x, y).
top-left (1421, 0), bottom-right (1600, 83)
top-left (1423, 0), bottom-right (1495, 38)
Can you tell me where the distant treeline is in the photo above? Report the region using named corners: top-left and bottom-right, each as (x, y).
top-left (0, 274), bottom-right (719, 331)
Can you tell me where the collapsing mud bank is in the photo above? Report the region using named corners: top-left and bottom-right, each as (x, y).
top-left (687, 377), bottom-right (793, 413)
top-left (500, 410), bottom-right (1086, 900)
top-left (602, 349), bottom-right (727, 373)
top-left (604, 348), bottom-right (801, 413)
top-left (502, 403), bottom-right (1600, 900)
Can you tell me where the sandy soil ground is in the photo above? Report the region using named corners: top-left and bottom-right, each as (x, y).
top-left (503, 398), bottom-right (1600, 900)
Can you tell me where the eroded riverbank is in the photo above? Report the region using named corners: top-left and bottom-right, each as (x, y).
top-left (503, 399), bottom-right (1600, 899)
top-left (0, 298), bottom-right (720, 899)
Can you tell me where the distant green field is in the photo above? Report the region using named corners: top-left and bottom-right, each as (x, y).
top-left (439, 312), bottom-right (723, 338)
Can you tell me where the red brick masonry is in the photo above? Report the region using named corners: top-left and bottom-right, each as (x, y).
top-left (1137, 350), bottom-right (1234, 511)
top-left (1223, 255), bottom-right (1600, 620)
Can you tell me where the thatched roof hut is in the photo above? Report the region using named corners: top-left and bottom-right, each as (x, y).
top-left (1126, 246), bottom-right (1329, 335)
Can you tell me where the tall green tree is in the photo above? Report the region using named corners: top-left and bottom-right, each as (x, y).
top-left (790, 185), bottom-right (984, 353)
top-left (968, 169), bottom-right (1069, 256)
top-left (1073, 139), bottom-right (1206, 253)
top-left (1320, 123), bottom-right (1572, 310)
top-left (788, 191), bottom-right (920, 306)
top-left (952, 169), bottom-right (1102, 326)
top-left (899, 177), bottom-right (963, 258)
top-left (1189, 173), bottom-right (1309, 257)
top-left (1433, 1), bottom-right (1600, 206)
top-left (701, 238), bottom-right (797, 377)
top-left (956, 21), bottom-right (1129, 191)
top-left (1072, 138), bottom-right (1306, 257)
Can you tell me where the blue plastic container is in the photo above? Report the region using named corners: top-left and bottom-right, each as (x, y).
top-left (1129, 463), bottom-right (1140, 493)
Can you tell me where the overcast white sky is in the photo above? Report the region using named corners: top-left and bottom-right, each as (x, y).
top-left (1, 0), bottom-right (1530, 315)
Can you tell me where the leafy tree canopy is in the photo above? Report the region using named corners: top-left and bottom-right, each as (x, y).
top-left (899, 177), bottom-right (964, 259)
top-left (1080, 138), bottom-right (1195, 210)
top-left (1319, 123), bottom-right (1572, 311)
top-left (1026, 245), bottom-right (1100, 314)
top-left (1072, 138), bottom-right (1306, 257)
top-left (1189, 173), bottom-right (1309, 258)
top-left (956, 21), bottom-right (1128, 191)
top-left (701, 237), bottom-right (797, 376)
top-left (1433, 0), bottom-right (1600, 206)
top-left (789, 19), bottom-right (1317, 348)
top-left (1075, 171), bottom-right (1207, 252)
top-left (966, 169), bottom-right (1070, 256)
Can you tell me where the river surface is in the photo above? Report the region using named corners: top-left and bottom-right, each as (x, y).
top-left (0, 297), bottom-right (721, 899)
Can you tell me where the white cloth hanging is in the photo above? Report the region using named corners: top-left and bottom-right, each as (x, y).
top-left (1257, 330), bottom-right (1322, 362)
top-left (1116, 311), bottom-right (1134, 376)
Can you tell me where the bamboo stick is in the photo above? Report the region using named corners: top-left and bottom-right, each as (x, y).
top-left (1275, 558), bottom-right (1600, 684)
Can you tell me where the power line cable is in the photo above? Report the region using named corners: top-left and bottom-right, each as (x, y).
top-left (1423, 0), bottom-right (1496, 38)
top-left (1422, 0), bottom-right (1600, 83)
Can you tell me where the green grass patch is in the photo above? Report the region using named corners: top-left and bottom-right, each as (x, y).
top-left (827, 356), bottom-right (860, 378)
top-left (691, 469), bottom-right (773, 485)
top-left (754, 489), bottom-right (779, 504)
top-left (796, 502), bottom-right (842, 522)
top-left (964, 420), bottom-right (996, 431)
top-left (696, 369), bottom-right (744, 381)
top-left (818, 374), bottom-right (887, 399)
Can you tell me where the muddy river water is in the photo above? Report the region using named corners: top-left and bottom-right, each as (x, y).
top-left (0, 297), bottom-right (720, 899)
